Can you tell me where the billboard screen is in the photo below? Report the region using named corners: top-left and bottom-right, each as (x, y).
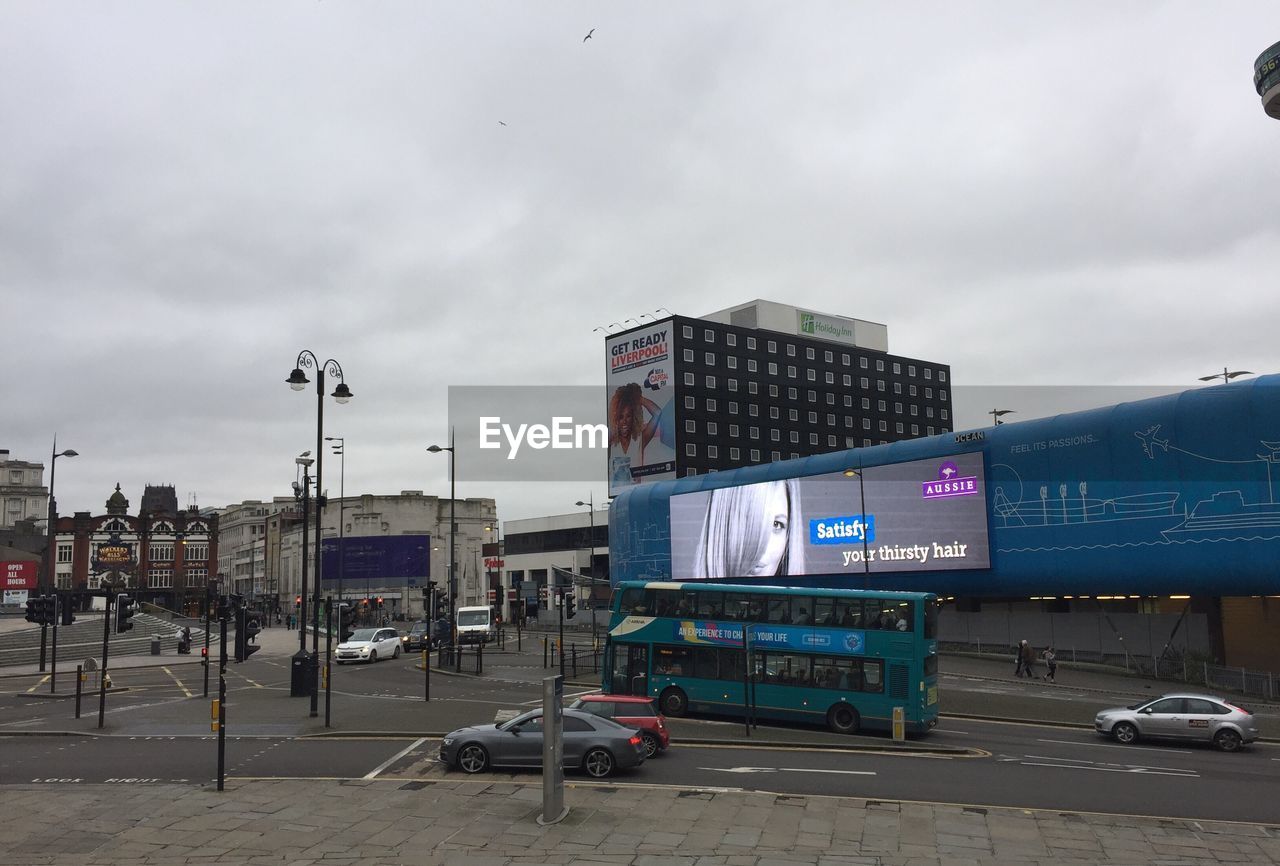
top-left (669, 452), bottom-right (990, 579)
top-left (606, 320), bottom-right (678, 497)
top-left (320, 535), bottom-right (430, 588)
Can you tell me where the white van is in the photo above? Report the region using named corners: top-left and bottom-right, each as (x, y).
top-left (455, 605), bottom-right (496, 645)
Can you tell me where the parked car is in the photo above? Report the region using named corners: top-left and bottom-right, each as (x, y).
top-left (1095, 693), bottom-right (1259, 751)
top-left (439, 708), bottom-right (646, 778)
top-left (402, 621), bottom-right (432, 653)
top-left (335, 627), bottom-right (403, 664)
top-left (568, 694), bottom-right (670, 759)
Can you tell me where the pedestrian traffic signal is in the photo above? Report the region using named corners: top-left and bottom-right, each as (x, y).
top-left (40, 595), bottom-right (57, 626)
top-left (25, 597), bottom-right (40, 624)
top-left (295, 595), bottom-right (302, 606)
top-left (116, 594), bottom-right (137, 633)
top-left (564, 591), bottom-right (576, 618)
top-left (233, 601), bottom-right (260, 662)
top-left (340, 605), bottom-right (357, 643)
top-left (60, 597), bottom-right (76, 626)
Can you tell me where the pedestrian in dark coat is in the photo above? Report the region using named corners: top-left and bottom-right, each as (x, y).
top-left (1020, 640), bottom-right (1037, 679)
top-left (1014, 640), bottom-right (1026, 677)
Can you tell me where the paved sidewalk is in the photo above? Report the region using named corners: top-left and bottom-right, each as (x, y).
top-left (3, 776), bottom-right (1279, 865)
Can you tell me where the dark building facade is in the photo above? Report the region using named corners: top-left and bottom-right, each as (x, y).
top-left (652, 302), bottom-right (952, 478)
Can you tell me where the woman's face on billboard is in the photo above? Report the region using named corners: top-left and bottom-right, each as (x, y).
top-left (746, 483), bottom-right (790, 577)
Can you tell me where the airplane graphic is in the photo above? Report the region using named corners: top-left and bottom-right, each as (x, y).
top-left (1135, 425), bottom-right (1170, 459)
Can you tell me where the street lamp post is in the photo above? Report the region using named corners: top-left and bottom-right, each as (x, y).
top-left (40, 438), bottom-right (77, 674)
top-left (574, 496), bottom-right (598, 646)
top-left (1198, 368), bottom-right (1253, 385)
top-left (326, 437), bottom-right (345, 605)
top-left (427, 429), bottom-right (457, 636)
top-left (287, 351), bottom-right (352, 717)
top-left (42, 438), bottom-right (78, 595)
top-left (290, 455), bottom-right (313, 698)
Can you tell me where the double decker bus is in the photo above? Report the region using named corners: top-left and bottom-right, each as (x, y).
top-left (604, 580), bottom-right (939, 736)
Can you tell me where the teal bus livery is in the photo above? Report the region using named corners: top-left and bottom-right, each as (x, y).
top-left (604, 580), bottom-right (939, 736)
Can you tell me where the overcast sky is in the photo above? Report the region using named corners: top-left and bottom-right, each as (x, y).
top-left (5, 3), bottom-right (1279, 526)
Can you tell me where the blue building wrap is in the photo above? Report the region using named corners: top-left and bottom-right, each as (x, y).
top-left (320, 535), bottom-right (430, 589)
top-left (608, 376), bottom-right (1280, 596)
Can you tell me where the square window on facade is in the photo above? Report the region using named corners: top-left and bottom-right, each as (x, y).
top-left (683, 349), bottom-right (694, 362)
top-left (771, 450), bottom-right (781, 461)
top-left (704, 329), bottom-right (714, 342)
top-left (826, 413), bottom-right (835, 425)
top-left (809, 433), bottom-right (818, 445)
top-left (894, 383), bottom-right (902, 394)
top-left (928, 426), bottom-right (935, 435)
top-left (707, 445), bottom-right (718, 458)
top-left (750, 426), bottom-right (759, 438)
top-left (807, 369), bottom-right (816, 381)
top-left (807, 411), bottom-right (817, 423)
top-left (788, 387), bottom-right (798, 399)
top-left (728, 379), bottom-right (738, 392)
top-left (925, 387), bottom-right (933, 398)
top-left (878, 400), bottom-right (887, 411)
top-left (747, 337), bottom-right (757, 350)
top-left (860, 377), bottom-right (869, 389)
top-left (825, 351), bottom-right (833, 363)
top-left (729, 401), bottom-right (738, 414)
top-left (787, 365), bottom-right (797, 378)
top-left (706, 398), bottom-right (717, 412)
top-left (729, 424), bottom-right (739, 437)
top-left (682, 325), bottom-right (693, 339)
top-left (770, 407), bottom-right (780, 419)
top-left (842, 374), bottom-right (850, 386)
top-left (770, 384), bottom-right (779, 397)
top-left (860, 357), bottom-right (868, 369)
top-left (726, 333), bottom-right (737, 347)
top-left (862, 418), bottom-right (871, 430)
top-left (684, 372), bottom-right (695, 385)
top-left (862, 397), bottom-right (870, 409)
top-left (806, 389), bottom-right (816, 401)
top-left (790, 431), bottom-right (800, 443)
top-left (705, 352), bottom-right (715, 365)
top-left (879, 420), bottom-right (887, 431)
top-left (896, 422), bottom-right (904, 433)
top-left (895, 402), bottom-right (903, 414)
top-left (748, 382), bottom-right (758, 394)
top-left (767, 340), bottom-right (777, 353)
top-left (768, 362), bottom-right (778, 375)
top-left (747, 359), bottom-right (757, 372)
top-left (911, 424), bottom-right (919, 435)
top-left (789, 409), bottom-right (799, 421)
top-left (864, 438), bottom-right (872, 446)
top-left (940, 390), bottom-right (948, 402)
top-left (706, 375), bottom-right (716, 388)
top-left (707, 421), bottom-right (718, 435)
top-left (909, 384), bottom-right (917, 396)
top-left (927, 407), bottom-right (934, 418)
top-left (685, 396), bottom-right (695, 409)
top-left (787, 344), bottom-right (796, 356)
top-left (828, 435), bottom-right (837, 446)
top-left (750, 449), bottom-right (760, 461)
top-left (877, 380), bottom-right (886, 391)
top-left (686, 443), bottom-right (697, 456)
top-left (729, 447), bottom-right (739, 460)
top-left (911, 405), bottom-right (918, 416)
top-left (727, 356), bottom-right (737, 369)
top-left (806, 347), bottom-right (815, 360)
top-left (940, 370), bottom-right (947, 383)
top-left (876, 360), bottom-right (885, 372)
top-left (893, 362), bottom-right (901, 374)
top-left (941, 408), bottom-right (949, 420)
top-left (749, 404), bottom-right (759, 416)
top-left (908, 365), bottom-right (916, 377)
top-left (686, 419), bottom-right (697, 433)
top-left (771, 429), bottom-right (781, 441)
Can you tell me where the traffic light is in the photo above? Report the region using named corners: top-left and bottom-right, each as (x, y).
top-left (215, 595), bottom-right (231, 622)
top-left (40, 595), bottom-right (57, 626)
top-left (25, 597), bottom-right (40, 624)
top-left (60, 596), bottom-right (76, 626)
top-left (295, 595), bottom-right (302, 606)
top-left (233, 596), bottom-right (259, 662)
top-left (564, 590), bottom-right (576, 618)
top-left (339, 604), bottom-right (357, 643)
top-left (116, 594), bottom-right (137, 633)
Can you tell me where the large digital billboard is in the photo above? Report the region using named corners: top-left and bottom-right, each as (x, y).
top-left (320, 535), bottom-right (430, 588)
top-left (606, 320), bottom-right (678, 496)
top-left (669, 452), bottom-right (991, 579)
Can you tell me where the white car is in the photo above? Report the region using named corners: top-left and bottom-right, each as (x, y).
top-left (335, 627), bottom-right (403, 664)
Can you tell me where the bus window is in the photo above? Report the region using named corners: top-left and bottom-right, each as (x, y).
top-left (719, 647), bottom-right (745, 681)
top-left (836, 599), bottom-right (864, 628)
top-left (766, 596), bottom-right (790, 624)
top-left (871, 603), bottom-right (897, 630)
top-left (924, 598), bottom-right (938, 639)
top-left (692, 647), bottom-right (719, 679)
top-left (674, 591), bottom-right (697, 617)
top-left (655, 646), bottom-right (692, 675)
top-left (894, 601), bottom-right (913, 632)
top-left (812, 597), bottom-right (836, 625)
top-left (620, 587), bottom-right (645, 614)
top-left (924, 653), bottom-right (938, 676)
top-left (747, 595), bottom-right (769, 622)
top-left (862, 659), bottom-right (884, 693)
top-left (653, 590), bottom-right (681, 617)
top-left (722, 592), bottom-right (750, 620)
top-left (695, 591), bottom-right (724, 619)
top-left (761, 653), bottom-right (811, 685)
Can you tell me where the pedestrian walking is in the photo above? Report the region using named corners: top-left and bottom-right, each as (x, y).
top-left (1041, 646), bottom-right (1058, 683)
top-left (1013, 640), bottom-right (1026, 677)
top-left (1019, 639), bottom-right (1037, 679)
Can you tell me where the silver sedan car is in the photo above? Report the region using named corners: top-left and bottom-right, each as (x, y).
top-left (1095, 693), bottom-right (1259, 752)
top-left (439, 708), bottom-right (646, 778)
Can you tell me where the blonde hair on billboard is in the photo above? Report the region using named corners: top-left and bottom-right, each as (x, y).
top-left (691, 479), bottom-right (806, 579)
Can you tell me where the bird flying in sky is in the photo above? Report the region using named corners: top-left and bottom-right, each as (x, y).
top-left (584, 28), bottom-right (594, 42)
top-left (498, 121), bottom-right (506, 126)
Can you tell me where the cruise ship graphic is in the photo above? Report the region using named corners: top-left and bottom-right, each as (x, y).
top-left (992, 434), bottom-right (1280, 552)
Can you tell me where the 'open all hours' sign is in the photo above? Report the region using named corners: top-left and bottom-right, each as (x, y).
top-left (3, 561), bottom-right (37, 589)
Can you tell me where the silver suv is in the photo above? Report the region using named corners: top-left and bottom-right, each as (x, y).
top-left (1095, 693), bottom-right (1259, 752)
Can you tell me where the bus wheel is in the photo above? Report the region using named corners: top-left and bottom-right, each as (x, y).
top-left (659, 687), bottom-right (688, 717)
top-left (827, 703), bottom-right (860, 735)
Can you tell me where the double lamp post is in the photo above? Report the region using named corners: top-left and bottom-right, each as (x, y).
top-left (286, 351), bottom-right (352, 714)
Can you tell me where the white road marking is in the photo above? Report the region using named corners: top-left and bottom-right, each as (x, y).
top-left (1020, 760), bottom-right (1197, 778)
top-left (932, 729), bottom-right (970, 735)
top-left (1036, 738), bottom-right (1188, 755)
top-left (699, 766), bottom-right (875, 776)
top-left (363, 737), bottom-right (427, 781)
top-left (1023, 754), bottom-right (1197, 774)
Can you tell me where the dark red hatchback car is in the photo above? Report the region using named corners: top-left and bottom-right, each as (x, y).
top-left (569, 694), bottom-right (670, 759)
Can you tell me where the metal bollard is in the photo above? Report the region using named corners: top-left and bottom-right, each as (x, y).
top-left (477, 642), bottom-right (484, 675)
top-left (543, 636), bottom-right (548, 669)
top-left (423, 651), bottom-right (430, 702)
top-left (75, 664), bottom-right (83, 719)
top-left (571, 644), bottom-right (577, 677)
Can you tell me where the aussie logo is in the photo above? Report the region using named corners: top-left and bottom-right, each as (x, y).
top-left (922, 461), bottom-right (978, 500)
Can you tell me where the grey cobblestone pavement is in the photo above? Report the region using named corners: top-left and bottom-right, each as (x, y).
top-left (4, 777), bottom-right (1280, 865)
